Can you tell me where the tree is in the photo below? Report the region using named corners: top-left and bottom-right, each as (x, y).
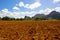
top-left (20, 18), bottom-right (24, 21)
top-left (34, 17), bottom-right (46, 20)
top-left (0, 17), bottom-right (2, 20)
top-left (10, 18), bottom-right (15, 20)
top-left (24, 16), bottom-right (32, 20)
top-left (34, 17), bottom-right (40, 20)
top-left (2, 16), bottom-right (11, 20)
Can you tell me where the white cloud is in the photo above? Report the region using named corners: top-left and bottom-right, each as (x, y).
top-left (53, 0), bottom-right (60, 3)
top-left (19, 2), bottom-right (24, 7)
top-left (1, 9), bottom-right (8, 13)
top-left (54, 7), bottom-right (60, 11)
top-left (35, 0), bottom-right (40, 2)
top-left (13, 6), bottom-right (20, 10)
top-left (0, 9), bottom-right (22, 18)
top-left (0, 8), bottom-right (34, 18)
top-left (25, 2), bottom-right (41, 9)
top-left (0, 8), bottom-right (36, 18)
top-left (39, 7), bottom-right (60, 15)
top-left (0, 7), bottom-right (60, 18)
top-left (19, 2), bottom-right (41, 10)
top-left (1, 9), bottom-right (14, 18)
top-left (39, 8), bottom-right (53, 15)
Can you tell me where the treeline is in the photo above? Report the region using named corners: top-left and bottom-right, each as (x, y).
top-left (0, 16), bottom-right (60, 21)
top-left (0, 16), bottom-right (45, 21)
top-left (0, 16), bottom-right (24, 21)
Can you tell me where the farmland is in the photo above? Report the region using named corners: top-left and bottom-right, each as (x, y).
top-left (0, 20), bottom-right (60, 40)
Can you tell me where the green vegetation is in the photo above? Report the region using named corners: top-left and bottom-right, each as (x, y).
top-left (0, 16), bottom-right (60, 21)
top-left (2, 16), bottom-right (15, 20)
top-left (34, 17), bottom-right (46, 20)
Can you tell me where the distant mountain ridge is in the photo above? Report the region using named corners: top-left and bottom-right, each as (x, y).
top-left (25, 11), bottom-right (60, 20)
top-left (32, 14), bottom-right (46, 19)
top-left (47, 11), bottom-right (60, 19)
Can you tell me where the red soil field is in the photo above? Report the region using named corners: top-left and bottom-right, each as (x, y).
top-left (0, 20), bottom-right (60, 40)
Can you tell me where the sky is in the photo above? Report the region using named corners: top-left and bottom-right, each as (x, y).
top-left (0, 0), bottom-right (60, 18)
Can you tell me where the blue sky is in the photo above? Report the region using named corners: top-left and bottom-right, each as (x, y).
top-left (0, 0), bottom-right (60, 18)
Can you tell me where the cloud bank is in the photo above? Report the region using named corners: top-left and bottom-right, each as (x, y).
top-left (53, 0), bottom-right (60, 3)
top-left (18, 1), bottom-right (41, 10)
top-left (0, 7), bottom-right (60, 18)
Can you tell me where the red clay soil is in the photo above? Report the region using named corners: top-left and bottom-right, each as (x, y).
top-left (0, 20), bottom-right (60, 40)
